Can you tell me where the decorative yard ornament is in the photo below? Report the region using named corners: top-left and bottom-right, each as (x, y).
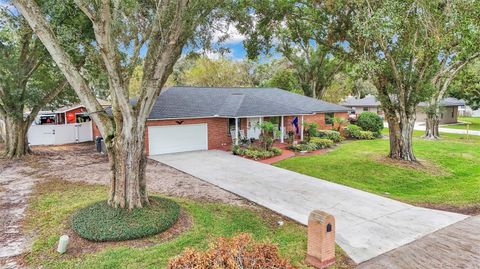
top-left (57, 234), bottom-right (69, 254)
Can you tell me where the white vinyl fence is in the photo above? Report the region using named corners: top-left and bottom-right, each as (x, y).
top-left (28, 121), bottom-right (93, 146)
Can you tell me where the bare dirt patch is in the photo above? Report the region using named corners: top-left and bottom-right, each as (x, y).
top-left (31, 143), bottom-right (244, 206)
top-left (0, 157), bottom-right (37, 269)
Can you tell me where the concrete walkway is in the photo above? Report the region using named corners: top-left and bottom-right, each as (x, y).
top-left (358, 216), bottom-right (480, 269)
top-left (150, 150), bottom-right (467, 264)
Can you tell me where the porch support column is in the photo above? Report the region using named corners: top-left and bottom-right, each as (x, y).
top-left (300, 115), bottom-right (304, 141)
top-left (235, 117), bottom-right (239, 145)
top-left (280, 116), bottom-right (284, 143)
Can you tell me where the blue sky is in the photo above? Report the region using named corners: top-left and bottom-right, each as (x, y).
top-left (224, 42), bottom-right (247, 59)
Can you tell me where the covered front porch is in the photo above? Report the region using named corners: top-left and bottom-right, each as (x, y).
top-left (228, 115), bottom-right (308, 146)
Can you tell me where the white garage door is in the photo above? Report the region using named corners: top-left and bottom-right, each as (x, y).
top-left (148, 123), bottom-right (208, 155)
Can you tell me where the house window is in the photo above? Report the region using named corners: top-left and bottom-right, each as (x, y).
top-left (75, 112), bottom-right (91, 123)
top-left (363, 107), bottom-right (369, 112)
top-left (325, 113), bottom-right (334, 125)
top-left (451, 110), bottom-right (454, 118)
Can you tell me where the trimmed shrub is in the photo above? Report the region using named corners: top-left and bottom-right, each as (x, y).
top-left (288, 142), bottom-right (318, 152)
top-left (232, 145), bottom-right (282, 160)
top-left (72, 196), bottom-right (180, 241)
top-left (345, 124), bottom-right (362, 138)
top-left (168, 233), bottom-right (295, 269)
top-left (310, 137), bottom-right (334, 149)
top-left (345, 125), bottom-right (375, 140)
top-left (232, 145), bottom-right (241, 155)
top-left (357, 112), bottom-right (384, 134)
top-left (316, 130), bottom-right (344, 143)
top-left (358, 130), bottom-right (375, 140)
top-left (271, 147), bottom-right (283, 156)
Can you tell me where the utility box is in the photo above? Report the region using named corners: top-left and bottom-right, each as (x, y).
top-left (305, 210), bottom-right (336, 269)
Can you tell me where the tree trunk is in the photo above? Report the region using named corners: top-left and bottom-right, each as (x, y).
top-left (423, 113), bottom-right (440, 139)
top-left (3, 116), bottom-right (30, 158)
top-left (386, 114), bottom-right (416, 161)
top-left (106, 119), bottom-right (149, 209)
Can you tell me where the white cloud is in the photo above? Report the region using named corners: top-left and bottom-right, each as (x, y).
top-left (212, 21), bottom-right (245, 45)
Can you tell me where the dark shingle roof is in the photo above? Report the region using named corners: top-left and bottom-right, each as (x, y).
top-left (147, 86), bottom-right (349, 120)
top-left (418, 97), bottom-right (465, 107)
top-left (340, 95), bottom-right (380, 107)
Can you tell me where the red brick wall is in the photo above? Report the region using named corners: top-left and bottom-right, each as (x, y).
top-left (304, 112), bottom-right (349, 130)
top-left (145, 117), bottom-right (230, 156)
top-left (282, 112), bottom-right (348, 138)
top-left (92, 122), bottom-right (101, 138)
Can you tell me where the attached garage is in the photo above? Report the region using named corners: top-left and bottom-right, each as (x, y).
top-left (147, 123), bottom-right (208, 155)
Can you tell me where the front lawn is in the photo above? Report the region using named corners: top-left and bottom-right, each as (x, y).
top-left (275, 131), bottom-right (480, 211)
top-left (441, 116), bottom-right (480, 131)
top-left (25, 180), bottom-right (353, 269)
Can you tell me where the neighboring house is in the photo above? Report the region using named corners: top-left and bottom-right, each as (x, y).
top-left (459, 105), bottom-right (480, 117)
top-left (417, 98), bottom-right (465, 124)
top-left (340, 95), bottom-right (465, 124)
top-left (340, 95), bottom-right (382, 116)
top-left (28, 99), bottom-right (110, 146)
top-left (143, 87), bottom-right (350, 155)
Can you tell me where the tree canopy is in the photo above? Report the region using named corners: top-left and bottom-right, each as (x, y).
top-left (0, 3), bottom-right (83, 157)
top-left (237, 0), bottom-right (353, 99)
top-left (448, 59), bottom-right (480, 110)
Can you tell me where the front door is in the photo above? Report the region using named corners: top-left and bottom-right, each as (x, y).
top-left (247, 117), bottom-right (262, 139)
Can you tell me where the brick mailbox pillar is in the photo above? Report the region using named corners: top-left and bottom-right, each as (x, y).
top-left (305, 210), bottom-right (336, 268)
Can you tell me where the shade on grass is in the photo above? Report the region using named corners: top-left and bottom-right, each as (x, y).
top-left (275, 131), bottom-right (480, 206)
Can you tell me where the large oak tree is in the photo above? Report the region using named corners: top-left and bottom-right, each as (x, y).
top-left (422, 0), bottom-right (479, 139)
top-left (350, 0), bottom-right (474, 161)
top-left (13, 0), bottom-right (225, 209)
top-left (0, 4), bottom-right (83, 158)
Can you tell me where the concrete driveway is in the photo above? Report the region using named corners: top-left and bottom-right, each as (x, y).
top-left (150, 150), bottom-right (467, 264)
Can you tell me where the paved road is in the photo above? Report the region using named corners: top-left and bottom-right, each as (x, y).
top-left (383, 121), bottom-right (480, 136)
top-left (150, 150), bottom-right (467, 264)
top-left (358, 216), bottom-right (480, 269)
top-left (415, 123), bottom-right (480, 136)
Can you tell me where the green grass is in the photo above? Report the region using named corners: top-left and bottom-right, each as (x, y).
top-left (275, 131), bottom-right (480, 207)
top-left (441, 116), bottom-right (480, 131)
top-left (72, 196), bottom-right (180, 241)
top-left (25, 180), bottom-right (352, 269)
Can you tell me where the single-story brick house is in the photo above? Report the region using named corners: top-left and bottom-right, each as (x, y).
top-left (340, 94), bottom-right (465, 124)
top-left (134, 87), bottom-right (350, 155)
